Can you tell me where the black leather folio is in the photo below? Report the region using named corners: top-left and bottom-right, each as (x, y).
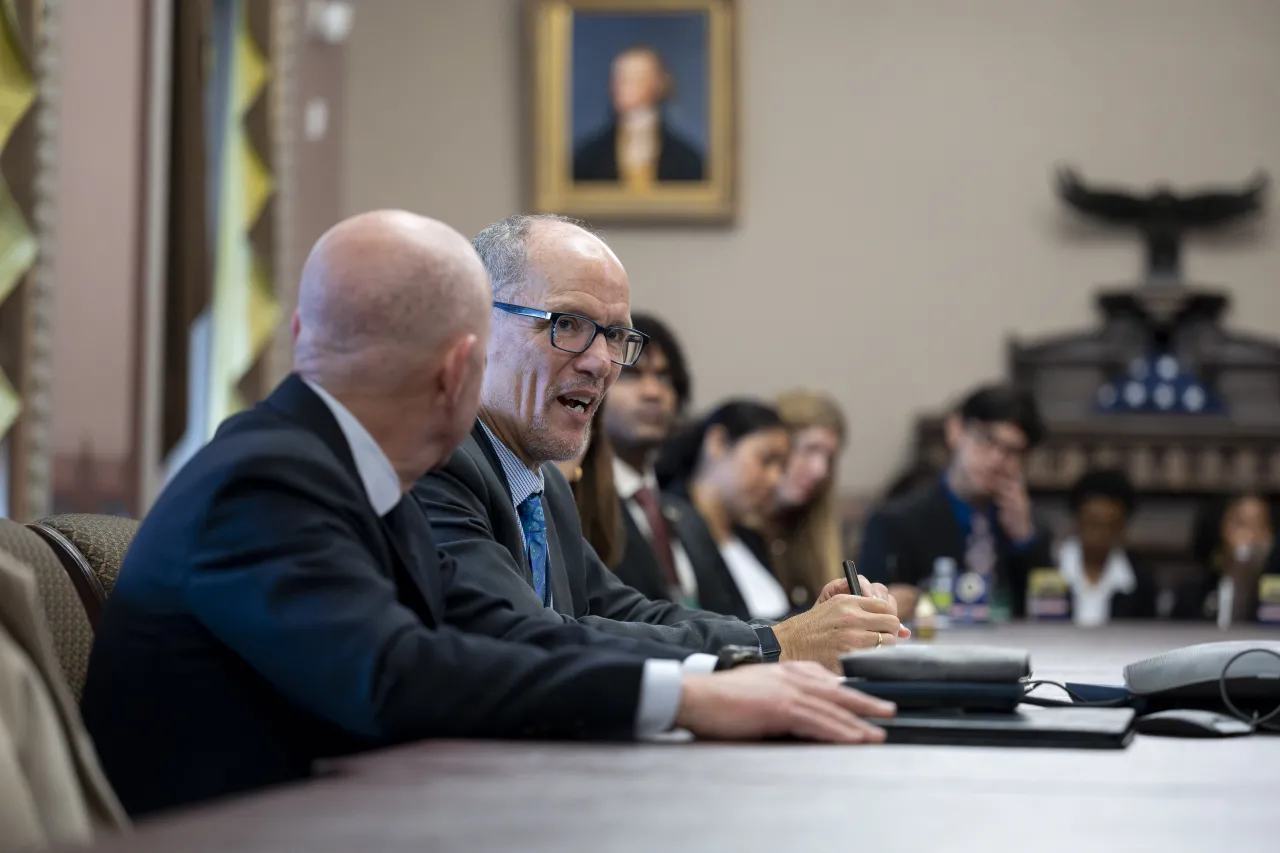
top-left (841, 645), bottom-right (1032, 683)
top-left (845, 681), bottom-right (1025, 712)
top-left (874, 707), bottom-right (1137, 749)
top-left (841, 645), bottom-right (1031, 712)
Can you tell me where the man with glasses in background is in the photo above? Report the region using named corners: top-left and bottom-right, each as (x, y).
top-left (415, 213), bottom-right (907, 671)
top-left (858, 383), bottom-right (1052, 621)
top-left (600, 313), bottom-right (704, 608)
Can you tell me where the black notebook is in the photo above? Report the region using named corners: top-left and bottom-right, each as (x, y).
top-left (876, 706), bottom-right (1136, 749)
top-left (845, 680), bottom-right (1025, 712)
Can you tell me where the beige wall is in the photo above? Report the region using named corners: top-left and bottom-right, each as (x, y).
top-left (343, 0), bottom-right (1280, 493)
top-left (50, 0), bottom-right (145, 460)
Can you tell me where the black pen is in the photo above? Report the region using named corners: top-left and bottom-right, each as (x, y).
top-left (842, 560), bottom-right (862, 596)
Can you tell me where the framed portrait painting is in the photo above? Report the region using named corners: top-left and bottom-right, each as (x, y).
top-left (527, 0), bottom-right (737, 224)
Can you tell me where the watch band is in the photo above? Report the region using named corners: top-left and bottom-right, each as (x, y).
top-left (754, 625), bottom-right (782, 663)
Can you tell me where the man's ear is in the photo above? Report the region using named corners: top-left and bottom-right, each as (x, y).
top-left (439, 333), bottom-right (479, 406)
top-left (944, 414), bottom-right (964, 450)
top-left (290, 310), bottom-right (302, 343)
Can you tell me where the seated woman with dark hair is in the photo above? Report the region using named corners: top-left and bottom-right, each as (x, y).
top-left (1046, 468), bottom-right (1158, 626)
top-left (655, 399), bottom-right (793, 621)
top-left (1174, 492), bottom-right (1280, 627)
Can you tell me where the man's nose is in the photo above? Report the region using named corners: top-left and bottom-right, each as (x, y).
top-left (573, 334), bottom-right (612, 377)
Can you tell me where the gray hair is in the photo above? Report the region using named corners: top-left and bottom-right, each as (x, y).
top-left (472, 213), bottom-right (600, 300)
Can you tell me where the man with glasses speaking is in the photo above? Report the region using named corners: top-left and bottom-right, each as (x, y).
top-left (415, 214), bottom-right (907, 672)
top-left (858, 384), bottom-right (1053, 622)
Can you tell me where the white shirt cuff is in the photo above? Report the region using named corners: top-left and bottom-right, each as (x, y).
top-left (681, 652), bottom-right (718, 674)
top-left (634, 653), bottom-right (719, 738)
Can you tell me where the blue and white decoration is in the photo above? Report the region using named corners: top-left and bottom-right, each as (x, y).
top-left (1097, 352), bottom-right (1223, 415)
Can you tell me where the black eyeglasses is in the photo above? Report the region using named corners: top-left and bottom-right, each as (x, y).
top-left (969, 424), bottom-right (1027, 459)
top-left (493, 302), bottom-right (649, 366)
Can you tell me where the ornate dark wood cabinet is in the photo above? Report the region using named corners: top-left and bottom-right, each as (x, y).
top-left (911, 285), bottom-right (1280, 581)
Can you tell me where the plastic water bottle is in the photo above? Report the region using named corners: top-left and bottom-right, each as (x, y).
top-left (913, 591), bottom-right (937, 640)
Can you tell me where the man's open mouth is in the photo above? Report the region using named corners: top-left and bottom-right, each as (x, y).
top-left (557, 393), bottom-right (596, 414)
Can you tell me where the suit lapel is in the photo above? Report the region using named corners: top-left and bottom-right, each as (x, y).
top-left (380, 498), bottom-right (445, 623)
top-left (541, 495), bottom-right (575, 615)
top-left (467, 423), bottom-right (535, 588)
top-left (265, 375), bottom-right (447, 623)
top-left (470, 421), bottom-right (512, 494)
top-left (616, 499), bottom-right (666, 600)
top-left (666, 495), bottom-right (749, 618)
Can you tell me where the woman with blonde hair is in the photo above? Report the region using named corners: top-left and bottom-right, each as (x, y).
top-left (740, 389), bottom-right (848, 611)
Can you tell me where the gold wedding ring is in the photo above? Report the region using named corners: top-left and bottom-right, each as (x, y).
top-left (875, 631), bottom-right (883, 648)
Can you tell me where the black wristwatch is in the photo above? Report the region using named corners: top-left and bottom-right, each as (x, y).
top-left (753, 625), bottom-right (782, 663)
top-left (715, 644), bottom-right (764, 671)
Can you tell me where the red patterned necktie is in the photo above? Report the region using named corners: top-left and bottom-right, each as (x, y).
top-left (633, 485), bottom-right (679, 588)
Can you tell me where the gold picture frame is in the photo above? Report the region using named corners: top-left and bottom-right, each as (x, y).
top-left (527, 0), bottom-right (737, 225)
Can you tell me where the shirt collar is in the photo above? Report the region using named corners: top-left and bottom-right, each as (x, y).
top-left (478, 419), bottom-right (545, 508)
top-left (304, 379), bottom-right (402, 517)
top-left (612, 457), bottom-right (657, 501)
top-left (620, 107), bottom-right (658, 132)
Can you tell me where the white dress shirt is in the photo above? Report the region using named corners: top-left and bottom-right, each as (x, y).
top-left (1055, 536), bottom-right (1137, 628)
top-left (719, 538), bottom-right (791, 620)
top-left (612, 458), bottom-right (700, 602)
top-left (472, 418), bottom-right (716, 737)
top-left (304, 380), bottom-right (401, 516)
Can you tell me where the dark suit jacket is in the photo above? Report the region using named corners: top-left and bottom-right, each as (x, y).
top-left (81, 377), bottom-right (674, 816)
top-left (662, 492), bottom-right (753, 621)
top-left (857, 479), bottom-right (1054, 618)
top-left (412, 423), bottom-right (762, 652)
top-left (735, 525), bottom-right (810, 617)
top-left (1084, 558), bottom-right (1160, 620)
top-left (613, 494), bottom-right (677, 602)
top-left (572, 118), bottom-right (705, 182)
top-left (613, 492), bottom-right (750, 620)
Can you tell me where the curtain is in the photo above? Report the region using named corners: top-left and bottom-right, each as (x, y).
top-left (0, 0), bottom-right (40, 519)
top-left (162, 0), bottom-right (278, 481)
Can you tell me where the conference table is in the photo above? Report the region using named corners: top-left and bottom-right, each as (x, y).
top-left (82, 625), bottom-right (1279, 852)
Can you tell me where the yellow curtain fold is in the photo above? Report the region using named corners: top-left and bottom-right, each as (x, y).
top-left (0, 3), bottom-right (35, 439)
top-left (207, 0), bottom-right (278, 432)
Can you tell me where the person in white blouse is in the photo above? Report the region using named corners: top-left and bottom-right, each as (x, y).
top-left (1049, 469), bottom-right (1158, 626)
top-left (657, 400), bottom-right (821, 623)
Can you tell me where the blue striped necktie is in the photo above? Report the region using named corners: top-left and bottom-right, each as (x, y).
top-left (517, 493), bottom-right (550, 606)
